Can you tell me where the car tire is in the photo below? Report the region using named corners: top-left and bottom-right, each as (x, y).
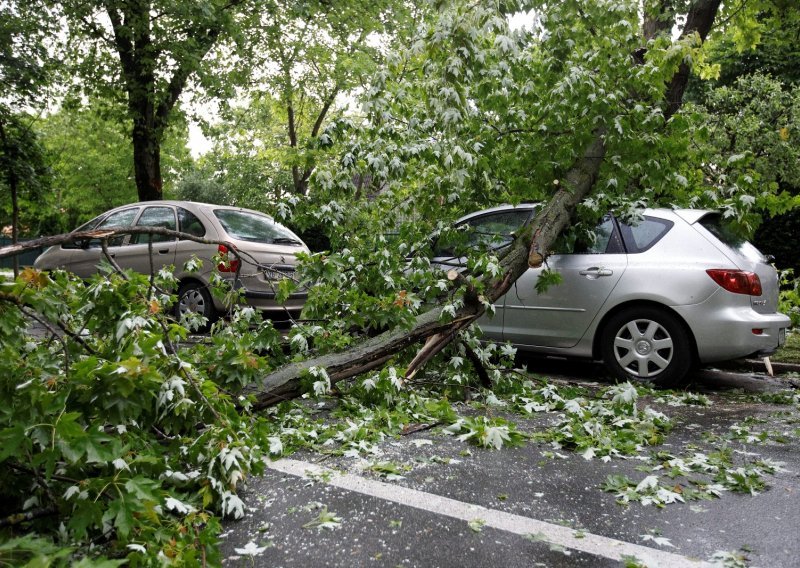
top-left (600, 307), bottom-right (692, 388)
top-left (175, 281), bottom-right (217, 329)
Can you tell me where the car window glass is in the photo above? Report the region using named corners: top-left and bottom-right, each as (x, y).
top-left (698, 214), bottom-right (765, 262)
top-left (214, 209), bottom-right (302, 245)
top-left (467, 210), bottom-right (531, 237)
top-left (131, 206), bottom-right (177, 244)
top-left (434, 209), bottom-right (532, 257)
top-left (572, 216), bottom-right (624, 254)
top-left (177, 207), bottom-right (206, 237)
top-left (62, 215), bottom-right (104, 249)
top-left (619, 217), bottom-right (673, 253)
top-left (89, 208), bottom-right (139, 247)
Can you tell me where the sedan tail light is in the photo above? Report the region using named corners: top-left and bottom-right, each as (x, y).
top-left (217, 244), bottom-right (240, 273)
top-left (706, 269), bottom-right (762, 296)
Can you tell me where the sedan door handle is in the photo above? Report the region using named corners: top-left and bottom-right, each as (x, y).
top-left (579, 267), bottom-right (613, 279)
top-left (157, 249), bottom-right (170, 255)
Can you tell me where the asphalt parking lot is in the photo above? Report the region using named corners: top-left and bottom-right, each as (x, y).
top-left (218, 361), bottom-right (800, 568)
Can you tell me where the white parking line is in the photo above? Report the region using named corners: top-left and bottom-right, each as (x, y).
top-left (267, 458), bottom-right (711, 568)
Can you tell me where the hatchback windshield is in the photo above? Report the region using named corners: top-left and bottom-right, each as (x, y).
top-left (214, 209), bottom-right (302, 245)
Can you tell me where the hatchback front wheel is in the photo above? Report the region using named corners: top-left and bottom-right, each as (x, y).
top-left (600, 307), bottom-right (692, 388)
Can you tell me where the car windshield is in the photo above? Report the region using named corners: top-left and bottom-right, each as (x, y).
top-left (698, 214), bottom-right (765, 263)
top-left (214, 209), bottom-right (302, 245)
top-left (434, 209), bottom-right (532, 257)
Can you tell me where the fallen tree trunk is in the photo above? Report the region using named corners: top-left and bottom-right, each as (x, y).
top-left (243, 134), bottom-right (607, 408)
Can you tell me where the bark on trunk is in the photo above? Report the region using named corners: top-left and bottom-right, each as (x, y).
top-left (132, 125), bottom-right (163, 202)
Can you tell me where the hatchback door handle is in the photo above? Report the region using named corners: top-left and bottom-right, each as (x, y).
top-left (579, 267), bottom-right (613, 278)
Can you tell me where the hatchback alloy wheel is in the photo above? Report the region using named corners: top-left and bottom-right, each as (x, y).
top-left (601, 307), bottom-right (692, 387)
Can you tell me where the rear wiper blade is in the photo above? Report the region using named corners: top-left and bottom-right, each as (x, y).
top-left (272, 237), bottom-right (303, 245)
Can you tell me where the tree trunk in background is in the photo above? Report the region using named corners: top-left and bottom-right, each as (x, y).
top-left (132, 122), bottom-right (163, 201)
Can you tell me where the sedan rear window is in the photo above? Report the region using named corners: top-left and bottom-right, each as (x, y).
top-left (131, 206), bottom-right (177, 244)
top-left (214, 209), bottom-right (302, 245)
top-left (178, 207), bottom-right (206, 237)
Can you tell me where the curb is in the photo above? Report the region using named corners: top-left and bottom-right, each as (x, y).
top-left (710, 358), bottom-right (800, 376)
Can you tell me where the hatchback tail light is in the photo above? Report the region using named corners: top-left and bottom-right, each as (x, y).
top-left (217, 244), bottom-right (240, 273)
top-left (706, 269), bottom-right (762, 296)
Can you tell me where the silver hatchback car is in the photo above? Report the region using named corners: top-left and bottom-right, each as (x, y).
top-left (435, 205), bottom-right (790, 387)
top-left (34, 201), bottom-right (309, 323)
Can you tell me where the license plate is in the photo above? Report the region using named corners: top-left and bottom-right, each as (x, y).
top-left (779, 328), bottom-right (786, 346)
top-left (264, 267), bottom-right (294, 281)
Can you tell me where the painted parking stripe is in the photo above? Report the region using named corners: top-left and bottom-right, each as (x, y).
top-left (267, 458), bottom-right (711, 568)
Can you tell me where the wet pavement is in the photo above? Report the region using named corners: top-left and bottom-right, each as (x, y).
top-left (218, 360), bottom-right (800, 568)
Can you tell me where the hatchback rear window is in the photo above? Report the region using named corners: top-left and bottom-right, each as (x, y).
top-left (214, 209), bottom-right (302, 245)
top-left (698, 214), bottom-right (765, 262)
top-left (619, 217), bottom-right (673, 253)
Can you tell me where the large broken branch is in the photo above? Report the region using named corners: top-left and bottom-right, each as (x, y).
top-left (242, 134), bottom-right (607, 408)
top-left (0, 227), bottom-right (234, 261)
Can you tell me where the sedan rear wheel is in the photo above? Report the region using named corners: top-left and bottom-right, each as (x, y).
top-left (601, 307), bottom-right (691, 388)
top-left (175, 282), bottom-right (217, 330)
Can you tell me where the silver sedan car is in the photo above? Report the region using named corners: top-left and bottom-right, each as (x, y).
top-left (34, 201), bottom-right (309, 323)
top-left (434, 205), bottom-right (790, 387)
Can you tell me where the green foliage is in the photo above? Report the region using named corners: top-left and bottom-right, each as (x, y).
top-left (0, 1), bottom-right (56, 107)
top-left (689, 4), bottom-right (800, 255)
top-left (0, 267), bottom-right (282, 562)
top-left (3, 0), bottom-right (798, 561)
top-left (444, 416), bottom-right (527, 450)
top-left (677, 73), bottom-right (800, 236)
top-left (0, 113), bottom-right (51, 236)
top-left (276, 0), bottom-right (748, 341)
top-left (0, 2), bottom-right (56, 238)
top-left (534, 268), bottom-right (563, 295)
top-left (174, 168), bottom-right (233, 206)
top-left (703, 2), bottom-right (800, 87)
top-left (301, 505), bottom-right (342, 530)
top-left (49, 0), bottom-right (260, 200)
top-left (33, 105), bottom-right (192, 231)
top-left (526, 382), bottom-right (672, 460)
top-left (778, 269), bottom-right (800, 328)
top-left (0, 535), bottom-right (77, 567)
top-left (34, 106), bottom-right (136, 230)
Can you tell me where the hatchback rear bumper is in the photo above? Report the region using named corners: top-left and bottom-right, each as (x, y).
top-left (673, 303), bottom-right (790, 363)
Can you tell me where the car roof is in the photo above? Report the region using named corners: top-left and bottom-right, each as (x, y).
top-left (671, 209), bottom-right (715, 224)
top-left (458, 204), bottom-right (715, 225)
top-left (107, 200), bottom-right (278, 220)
